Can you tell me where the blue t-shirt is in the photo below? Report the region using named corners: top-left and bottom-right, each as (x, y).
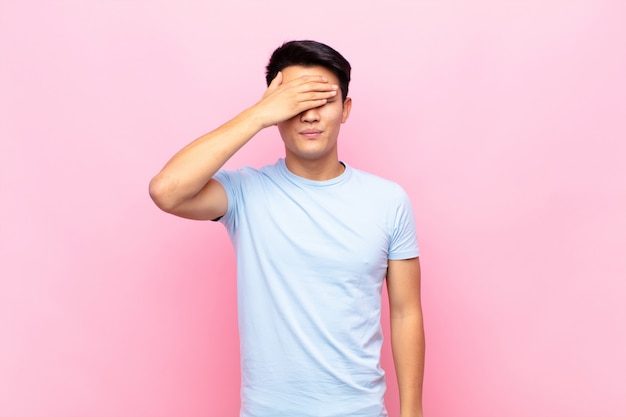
top-left (214, 159), bottom-right (419, 417)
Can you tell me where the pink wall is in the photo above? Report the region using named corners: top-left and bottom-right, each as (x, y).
top-left (1, 1), bottom-right (625, 416)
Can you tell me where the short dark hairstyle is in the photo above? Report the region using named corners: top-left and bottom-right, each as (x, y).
top-left (265, 40), bottom-right (351, 100)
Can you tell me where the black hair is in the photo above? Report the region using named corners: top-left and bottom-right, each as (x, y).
top-left (265, 40), bottom-right (351, 100)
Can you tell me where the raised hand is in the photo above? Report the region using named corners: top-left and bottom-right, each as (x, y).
top-left (149, 69), bottom-right (341, 220)
top-left (253, 71), bottom-right (339, 128)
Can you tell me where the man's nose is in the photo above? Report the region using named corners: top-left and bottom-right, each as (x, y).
top-left (300, 107), bottom-right (320, 123)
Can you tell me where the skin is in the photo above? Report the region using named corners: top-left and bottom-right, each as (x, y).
top-left (388, 257), bottom-right (425, 417)
top-left (276, 65), bottom-right (352, 180)
top-left (149, 64), bottom-right (425, 417)
top-left (149, 66), bottom-right (342, 220)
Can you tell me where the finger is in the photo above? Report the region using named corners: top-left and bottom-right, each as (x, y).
top-left (287, 74), bottom-right (329, 89)
top-left (297, 98), bottom-right (330, 112)
top-left (296, 81), bottom-right (339, 94)
top-left (298, 89), bottom-right (338, 103)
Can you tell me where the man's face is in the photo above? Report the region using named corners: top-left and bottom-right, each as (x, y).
top-left (277, 65), bottom-right (352, 164)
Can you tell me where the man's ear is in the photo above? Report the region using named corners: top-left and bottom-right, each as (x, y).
top-left (341, 97), bottom-right (352, 123)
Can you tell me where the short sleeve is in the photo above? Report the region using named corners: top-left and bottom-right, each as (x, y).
top-left (388, 184), bottom-right (419, 260)
top-left (212, 169), bottom-right (241, 232)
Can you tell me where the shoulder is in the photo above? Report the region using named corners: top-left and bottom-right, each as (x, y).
top-left (347, 165), bottom-right (408, 198)
top-left (214, 160), bottom-right (282, 185)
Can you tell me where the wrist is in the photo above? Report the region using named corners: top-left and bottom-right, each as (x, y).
top-left (245, 102), bottom-right (275, 130)
top-left (399, 403), bottom-right (423, 417)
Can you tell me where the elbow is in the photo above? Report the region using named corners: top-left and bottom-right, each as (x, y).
top-left (149, 175), bottom-right (178, 213)
top-left (390, 303), bottom-right (424, 322)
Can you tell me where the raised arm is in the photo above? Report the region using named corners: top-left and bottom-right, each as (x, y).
top-left (148, 72), bottom-right (339, 220)
top-left (387, 257), bottom-right (425, 417)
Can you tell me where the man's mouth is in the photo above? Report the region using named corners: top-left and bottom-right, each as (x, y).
top-left (299, 129), bottom-right (323, 139)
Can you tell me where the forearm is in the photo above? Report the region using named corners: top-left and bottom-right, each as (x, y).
top-left (391, 311), bottom-right (425, 417)
top-left (149, 72), bottom-right (337, 214)
top-left (149, 106), bottom-right (264, 208)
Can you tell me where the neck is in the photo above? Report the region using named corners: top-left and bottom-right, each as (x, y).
top-left (284, 154), bottom-right (345, 181)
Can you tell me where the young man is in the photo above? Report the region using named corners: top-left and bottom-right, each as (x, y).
top-left (149, 40), bottom-right (425, 417)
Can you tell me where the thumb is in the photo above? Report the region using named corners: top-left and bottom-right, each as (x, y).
top-left (268, 71), bottom-right (283, 91)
